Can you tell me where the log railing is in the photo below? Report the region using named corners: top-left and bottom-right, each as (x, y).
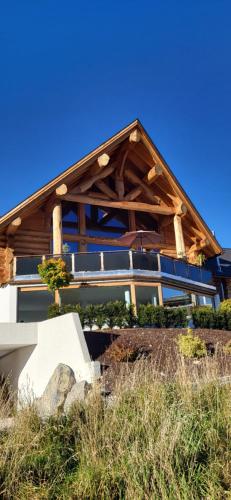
top-left (13, 250), bottom-right (213, 285)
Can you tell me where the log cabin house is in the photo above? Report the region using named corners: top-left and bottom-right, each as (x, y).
top-left (0, 119), bottom-right (226, 322)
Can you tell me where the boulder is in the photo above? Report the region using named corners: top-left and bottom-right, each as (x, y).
top-left (64, 380), bottom-right (91, 413)
top-left (35, 363), bottom-right (76, 418)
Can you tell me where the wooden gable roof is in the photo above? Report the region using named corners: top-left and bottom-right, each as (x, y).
top-left (0, 119), bottom-right (222, 257)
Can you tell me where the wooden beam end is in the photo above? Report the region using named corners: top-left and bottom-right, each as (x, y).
top-left (129, 129), bottom-right (141, 143)
top-left (56, 184), bottom-right (68, 196)
top-left (97, 153), bottom-right (110, 168)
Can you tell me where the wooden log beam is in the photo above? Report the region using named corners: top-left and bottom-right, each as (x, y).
top-left (115, 177), bottom-right (125, 199)
top-left (61, 193), bottom-right (176, 215)
top-left (87, 191), bottom-right (110, 200)
top-left (145, 165), bottom-right (163, 184)
top-left (124, 168), bottom-right (160, 204)
top-left (175, 201), bottom-right (187, 216)
top-left (73, 164), bottom-right (115, 194)
top-left (95, 180), bottom-right (118, 200)
top-left (125, 186), bottom-right (143, 201)
top-left (52, 202), bottom-right (62, 254)
top-left (6, 217), bottom-right (22, 235)
top-left (173, 214), bottom-right (186, 258)
top-left (63, 233), bottom-right (125, 247)
top-left (55, 184), bottom-right (68, 196)
top-left (188, 238), bottom-right (210, 254)
top-left (128, 211), bottom-right (136, 232)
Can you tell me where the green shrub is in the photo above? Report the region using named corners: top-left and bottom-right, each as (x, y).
top-left (104, 301), bottom-right (128, 329)
top-left (48, 302), bottom-right (188, 329)
top-left (137, 304), bottom-right (187, 328)
top-left (192, 306), bottom-right (231, 331)
top-left (84, 304), bottom-right (97, 331)
top-left (177, 333), bottom-right (207, 358)
top-left (165, 307), bottom-right (188, 328)
top-left (219, 298), bottom-right (231, 313)
top-left (38, 258), bottom-right (72, 292)
top-left (94, 304), bottom-right (105, 330)
top-left (48, 303), bottom-right (85, 325)
top-left (192, 306), bottom-right (216, 329)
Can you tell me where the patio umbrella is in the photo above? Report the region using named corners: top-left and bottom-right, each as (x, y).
top-left (119, 230), bottom-right (161, 251)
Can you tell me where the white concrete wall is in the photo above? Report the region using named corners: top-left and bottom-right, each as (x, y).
top-left (0, 313), bottom-right (100, 400)
top-left (0, 285), bottom-right (17, 322)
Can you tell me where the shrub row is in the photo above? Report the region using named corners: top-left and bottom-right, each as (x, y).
top-left (48, 302), bottom-right (188, 329)
top-left (192, 306), bottom-right (231, 330)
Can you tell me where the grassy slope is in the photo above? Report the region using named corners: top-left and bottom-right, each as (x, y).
top-left (0, 358), bottom-right (230, 499)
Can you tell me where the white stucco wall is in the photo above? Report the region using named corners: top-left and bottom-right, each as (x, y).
top-left (0, 313), bottom-right (100, 400)
top-left (0, 285), bottom-right (17, 322)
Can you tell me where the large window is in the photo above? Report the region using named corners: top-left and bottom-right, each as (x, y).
top-left (135, 286), bottom-right (159, 306)
top-left (60, 286), bottom-right (131, 307)
top-left (18, 290), bottom-right (53, 322)
top-left (162, 287), bottom-right (192, 307)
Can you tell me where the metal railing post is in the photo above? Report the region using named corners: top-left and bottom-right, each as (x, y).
top-left (129, 250), bottom-right (133, 270)
top-left (100, 252), bottom-right (104, 271)
top-left (71, 253), bottom-right (75, 274)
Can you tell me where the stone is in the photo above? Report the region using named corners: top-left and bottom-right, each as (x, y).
top-left (35, 363), bottom-right (76, 418)
top-left (64, 380), bottom-right (91, 413)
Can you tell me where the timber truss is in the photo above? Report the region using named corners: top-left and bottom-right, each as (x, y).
top-left (0, 120), bottom-right (221, 264)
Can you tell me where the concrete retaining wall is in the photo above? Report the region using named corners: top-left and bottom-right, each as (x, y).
top-left (0, 313), bottom-right (100, 400)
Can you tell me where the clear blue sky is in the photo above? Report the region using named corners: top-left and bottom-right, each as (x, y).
top-left (1, 0), bottom-right (230, 247)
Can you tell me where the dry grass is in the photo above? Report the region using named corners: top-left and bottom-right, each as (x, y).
top-left (0, 358), bottom-right (230, 499)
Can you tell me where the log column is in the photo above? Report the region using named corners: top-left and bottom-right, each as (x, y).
top-left (173, 214), bottom-right (186, 259)
top-left (53, 202), bottom-right (63, 254)
top-left (78, 203), bottom-right (87, 252)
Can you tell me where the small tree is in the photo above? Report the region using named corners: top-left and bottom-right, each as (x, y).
top-left (38, 258), bottom-right (72, 305)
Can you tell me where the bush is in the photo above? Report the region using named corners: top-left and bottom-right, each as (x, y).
top-left (94, 304), bottom-right (105, 330)
top-left (104, 301), bottom-right (128, 329)
top-left (137, 304), bottom-right (187, 328)
top-left (177, 333), bottom-right (207, 358)
top-left (192, 306), bottom-right (216, 329)
top-left (219, 299), bottom-right (231, 313)
top-left (48, 303), bottom-right (85, 325)
top-left (48, 302), bottom-right (188, 329)
top-left (192, 306), bottom-right (231, 331)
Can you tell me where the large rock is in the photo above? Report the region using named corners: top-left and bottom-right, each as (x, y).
top-left (35, 364), bottom-right (76, 418)
top-left (64, 380), bottom-right (91, 413)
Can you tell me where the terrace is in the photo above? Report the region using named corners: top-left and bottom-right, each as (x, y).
top-left (13, 250), bottom-right (215, 295)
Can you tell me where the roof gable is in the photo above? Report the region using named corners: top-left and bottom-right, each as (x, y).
top-left (0, 119), bottom-right (222, 256)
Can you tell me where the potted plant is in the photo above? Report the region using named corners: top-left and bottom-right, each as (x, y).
top-left (196, 252), bottom-right (206, 267)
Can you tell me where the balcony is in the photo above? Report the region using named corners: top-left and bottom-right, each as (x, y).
top-left (13, 250), bottom-right (215, 294)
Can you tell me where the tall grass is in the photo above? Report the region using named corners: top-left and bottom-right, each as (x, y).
top-left (0, 359), bottom-right (230, 499)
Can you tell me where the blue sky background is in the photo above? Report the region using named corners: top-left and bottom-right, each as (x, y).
top-left (0, 0), bottom-right (230, 247)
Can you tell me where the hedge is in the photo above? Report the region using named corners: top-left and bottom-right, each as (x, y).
top-left (48, 302), bottom-right (188, 329)
top-left (192, 306), bottom-right (231, 330)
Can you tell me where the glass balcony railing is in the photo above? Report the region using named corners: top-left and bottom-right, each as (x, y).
top-left (14, 250), bottom-right (213, 285)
